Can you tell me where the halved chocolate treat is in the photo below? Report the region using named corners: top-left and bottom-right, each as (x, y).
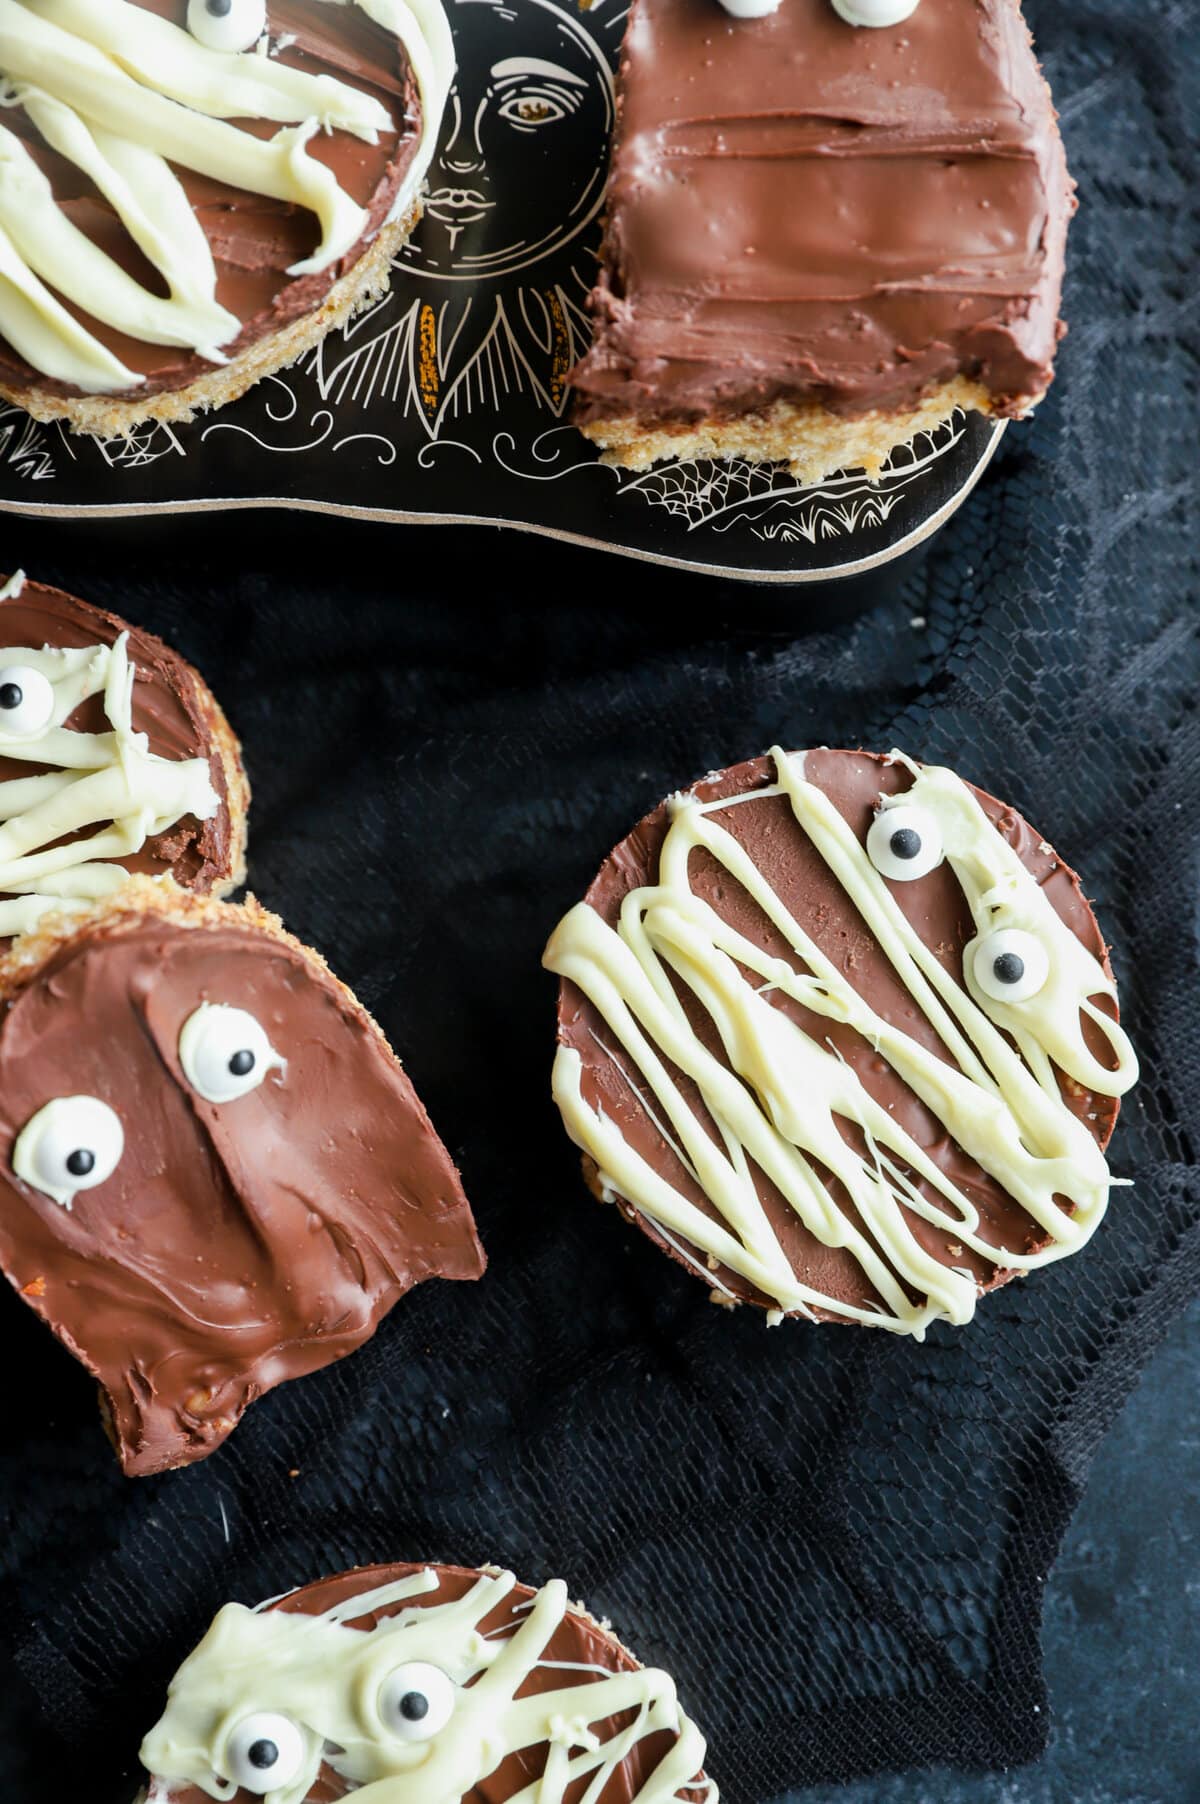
top-left (571, 0), bottom-right (1075, 483)
top-left (0, 1), bottom-right (453, 435)
top-left (0, 573), bottom-right (246, 943)
top-left (545, 749), bottom-right (1137, 1335)
top-left (140, 1559), bottom-right (712, 1804)
top-left (0, 878), bottom-right (485, 1475)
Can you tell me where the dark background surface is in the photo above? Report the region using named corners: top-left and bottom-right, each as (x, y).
top-left (805, 1294), bottom-right (1200, 1804)
top-left (0, 0), bottom-right (1198, 1800)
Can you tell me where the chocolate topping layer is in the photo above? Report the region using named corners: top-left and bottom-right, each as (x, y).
top-left (557, 749), bottom-right (1121, 1317)
top-left (0, 1), bottom-right (421, 402)
top-left (0, 578), bottom-right (238, 911)
top-left (159, 1562), bottom-right (699, 1804)
top-left (0, 891), bottom-right (485, 1474)
top-left (571, 0), bottom-right (1074, 427)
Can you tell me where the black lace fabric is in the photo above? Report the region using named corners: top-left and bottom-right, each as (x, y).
top-left (0, 2), bottom-right (1197, 1799)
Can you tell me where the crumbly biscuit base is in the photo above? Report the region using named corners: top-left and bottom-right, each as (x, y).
top-left (192, 674), bottom-right (250, 896)
top-left (0, 877), bottom-right (383, 1046)
top-left (578, 374), bottom-right (1026, 485)
top-left (0, 206), bottom-right (419, 439)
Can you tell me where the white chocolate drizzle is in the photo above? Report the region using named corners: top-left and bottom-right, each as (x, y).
top-left (140, 1566), bottom-right (715, 1804)
top-left (543, 750), bottom-right (1138, 1338)
top-left (0, 0), bottom-right (454, 393)
top-left (0, 631), bottom-right (219, 937)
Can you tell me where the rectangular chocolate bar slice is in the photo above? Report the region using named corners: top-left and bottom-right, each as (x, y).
top-left (570, 0), bottom-right (1073, 482)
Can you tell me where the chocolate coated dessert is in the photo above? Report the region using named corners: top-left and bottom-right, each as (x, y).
top-left (0, 879), bottom-right (485, 1474)
top-left (0, 0), bottom-right (453, 433)
top-left (571, 0), bottom-right (1075, 483)
top-left (140, 1559), bottom-right (713, 1804)
top-left (545, 749), bottom-right (1137, 1334)
top-left (0, 573), bottom-right (246, 941)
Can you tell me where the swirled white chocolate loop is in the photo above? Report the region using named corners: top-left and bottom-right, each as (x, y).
top-left (544, 749), bottom-right (1137, 1337)
top-left (0, 0), bottom-right (454, 393)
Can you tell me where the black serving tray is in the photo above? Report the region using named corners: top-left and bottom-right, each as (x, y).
top-left (0, 0), bottom-right (1004, 582)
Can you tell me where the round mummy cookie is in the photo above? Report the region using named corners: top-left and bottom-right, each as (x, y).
top-left (139, 1560), bottom-right (713, 1804)
top-left (544, 748), bottom-right (1139, 1337)
top-left (0, 571), bottom-right (246, 941)
top-left (0, 0), bottom-right (453, 435)
top-left (0, 877), bottom-right (485, 1475)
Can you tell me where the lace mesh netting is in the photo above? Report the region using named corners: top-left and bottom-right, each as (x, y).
top-left (0, 1), bottom-right (1197, 1799)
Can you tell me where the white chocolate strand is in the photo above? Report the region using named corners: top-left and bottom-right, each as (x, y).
top-left (0, 120), bottom-right (241, 361)
top-left (544, 750), bottom-right (1138, 1337)
top-left (0, 632), bottom-right (219, 937)
top-left (140, 1568), bottom-right (714, 1804)
top-left (0, 0), bottom-right (454, 393)
top-left (27, 0), bottom-right (391, 136)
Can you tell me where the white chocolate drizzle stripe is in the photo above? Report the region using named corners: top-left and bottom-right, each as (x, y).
top-left (140, 1567), bottom-right (714, 1804)
top-left (0, 0), bottom-right (454, 392)
top-left (0, 214), bottom-right (140, 390)
top-left (2, 7), bottom-right (369, 270)
top-left (543, 750), bottom-right (1138, 1337)
top-left (29, 0), bottom-right (392, 138)
top-left (0, 631), bottom-right (219, 936)
top-left (0, 122), bottom-right (240, 355)
top-left (19, 88), bottom-right (231, 320)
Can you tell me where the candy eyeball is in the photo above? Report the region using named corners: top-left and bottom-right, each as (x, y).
top-left (12, 1095), bottom-right (124, 1209)
top-left (830, 0), bottom-right (921, 26)
top-left (0, 664), bottom-right (55, 738)
top-left (378, 1662), bottom-right (457, 1742)
top-left (717, 0), bottom-right (782, 18)
top-left (972, 927), bottom-right (1050, 1003)
top-left (187, 0), bottom-right (267, 53)
top-left (223, 1713), bottom-right (306, 1795)
top-left (178, 1003), bottom-right (285, 1104)
top-left (866, 804), bottom-right (945, 881)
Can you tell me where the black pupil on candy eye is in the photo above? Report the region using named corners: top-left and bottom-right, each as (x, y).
top-left (247, 1739), bottom-right (279, 1770)
top-left (66, 1148), bottom-right (95, 1177)
top-left (399, 1691), bottom-right (430, 1722)
top-left (207, 0), bottom-right (233, 15)
top-left (228, 1049), bottom-right (255, 1077)
top-left (889, 827), bottom-right (922, 861)
top-left (0, 683), bottom-right (23, 710)
top-left (993, 951), bottom-right (1026, 985)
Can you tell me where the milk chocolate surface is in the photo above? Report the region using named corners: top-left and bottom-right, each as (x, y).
top-left (571, 0), bottom-right (1074, 427)
top-left (0, 1), bottom-right (421, 402)
top-left (162, 1562), bottom-right (693, 1804)
top-left (558, 749), bottom-right (1120, 1316)
top-left (0, 579), bottom-right (235, 905)
top-left (0, 904), bottom-right (485, 1474)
